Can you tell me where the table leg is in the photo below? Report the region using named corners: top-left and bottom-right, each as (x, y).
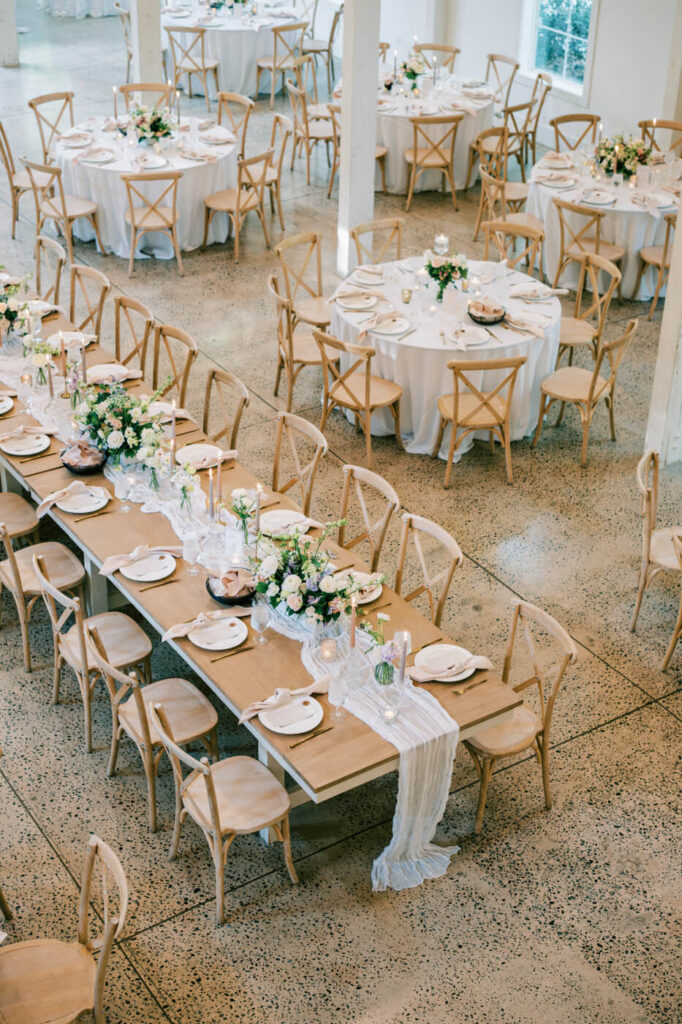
top-left (259, 743), bottom-right (286, 844)
top-left (1, 468), bottom-right (23, 494)
top-left (84, 554), bottom-right (109, 616)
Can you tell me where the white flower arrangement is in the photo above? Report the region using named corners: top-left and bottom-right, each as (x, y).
top-left (129, 104), bottom-right (173, 142)
top-left (75, 384), bottom-right (166, 468)
top-left (595, 134), bottom-right (652, 179)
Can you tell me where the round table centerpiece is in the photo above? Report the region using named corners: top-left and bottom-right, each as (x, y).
top-left (400, 52), bottom-right (426, 92)
top-left (129, 104), bottom-right (173, 145)
top-left (424, 250), bottom-right (468, 301)
top-left (73, 383), bottom-right (166, 471)
top-left (595, 133), bottom-right (653, 180)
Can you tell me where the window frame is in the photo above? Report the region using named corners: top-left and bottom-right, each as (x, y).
top-left (518, 0), bottom-right (600, 104)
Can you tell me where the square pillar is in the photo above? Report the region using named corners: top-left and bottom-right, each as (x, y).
top-left (0, 0), bottom-right (18, 68)
top-left (645, 224), bottom-right (682, 464)
top-left (130, 0), bottom-right (163, 83)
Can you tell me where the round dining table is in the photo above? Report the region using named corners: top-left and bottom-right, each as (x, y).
top-left (55, 115), bottom-right (238, 260)
top-left (526, 156), bottom-right (681, 300)
top-left (330, 258), bottom-right (561, 461)
top-left (162, 1), bottom-right (296, 99)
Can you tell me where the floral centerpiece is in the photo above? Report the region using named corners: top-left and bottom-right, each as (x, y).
top-left (595, 133), bottom-right (652, 179)
top-left (231, 488), bottom-right (255, 543)
top-left (129, 104), bottom-right (173, 143)
top-left (424, 250), bottom-right (468, 302)
top-left (401, 52), bottom-right (426, 89)
top-left (361, 612), bottom-right (401, 685)
top-left (24, 336), bottom-right (54, 386)
top-left (0, 272), bottom-right (31, 338)
top-left (74, 384), bottom-right (165, 469)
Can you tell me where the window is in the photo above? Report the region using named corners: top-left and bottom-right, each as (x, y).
top-left (533, 0), bottom-right (593, 86)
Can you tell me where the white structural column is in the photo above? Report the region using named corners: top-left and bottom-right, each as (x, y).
top-left (645, 224), bottom-right (682, 464)
top-left (130, 0), bottom-right (163, 83)
top-left (336, 0), bottom-right (381, 277)
top-left (0, 0), bottom-right (18, 68)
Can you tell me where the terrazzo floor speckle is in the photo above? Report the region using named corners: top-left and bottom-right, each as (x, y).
top-left (0, 8), bottom-right (680, 1024)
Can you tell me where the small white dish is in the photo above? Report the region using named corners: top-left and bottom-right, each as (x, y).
top-left (371, 315), bottom-right (410, 335)
top-left (120, 552), bottom-right (175, 583)
top-left (188, 616), bottom-right (248, 651)
top-left (56, 489), bottom-right (109, 514)
top-left (0, 434), bottom-right (50, 457)
top-left (259, 509), bottom-right (310, 536)
top-left (259, 695), bottom-right (324, 735)
top-left (334, 569), bottom-right (382, 605)
top-left (540, 155), bottom-right (573, 169)
top-left (581, 190), bottom-right (615, 207)
top-left (336, 293), bottom-right (377, 311)
top-left (175, 442), bottom-right (223, 469)
top-left (414, 643), bottom-right (475, 682)
top-left (542, 177), bottom-right (577, 190)
top-left (0, 396), bottom-right (15, 416)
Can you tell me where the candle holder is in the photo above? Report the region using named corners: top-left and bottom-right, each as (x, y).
top-left (401, 288), bottom-right (412, 304)
top-left (434, 233), bottom-right (449, 255)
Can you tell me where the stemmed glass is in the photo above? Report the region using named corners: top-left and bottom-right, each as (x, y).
top-left (183, 531), bottom-right (201, 575)
top-left (251, 602), bottom-right (270, 644)
top-left (328, 671), bottom-right (347, 721)
top-left (119, 474), bottom-right (135, 514)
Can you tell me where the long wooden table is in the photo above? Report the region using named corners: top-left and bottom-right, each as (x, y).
top-left (0, 308), bottom-right (522, 822)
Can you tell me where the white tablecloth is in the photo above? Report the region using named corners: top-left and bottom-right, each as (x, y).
top-left (162, 2), bottom-right (295, 99)
top-left (39, 0), bottom-right (120, 16)
top-left (55, 116), bottom-right (238, 260)
top-left (526, 160), bottom-right (680, 300)
top-left (330, 258), bottom-right (561, 461)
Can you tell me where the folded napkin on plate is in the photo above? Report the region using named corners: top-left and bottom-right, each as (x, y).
top-left (74, 146), bottom-right (113, 165)
top-left (58, 126), bottom-right (91, 141)
top-left (26, 299), bottom-right (65, 318)
top-left (504, 313), bottom-right (548, 338)
top-left (199, 126), bottom-right (236, 145)
top-left (176, 142), bottom-right (216, 164)
top-left (334, 286), bottom-right (386, 302)
top-left (210, 568), bottom-right (256, 598)
top-left (197, 118), bottom-right (216, 131)
top-left (37, 481), bottom-right (107, 519)
top-left (187, 447), bottom-right (237, 470)
top-left (541, 150), bottom-right (573, 167)
top-left (462, 86), bottom-right (493, 99)
top-left (87, 365), bottom-right (143, 384)
top-left (238, 678), bottom-right (330, 725)
top-left (408, 653), bottom-right (493, 683)
top-left (0, 389), bottom-right (17, 398)
top-left (0, 424), bottom-right (56, 444)
top-left (509, 283), bottom-right (567, 299)
top-left (631, 190), bottom-right (674, 218)
top-left (356, 264), bottom-right (384, 278)
top-left (162, 610), bottom-right (236, 643)
top-left (532, 171), bottom-right (575, 184)
top-left (441, 99), bottom-right (477, 117)
top-left (469, 299), bottom-right (504, 318)
top-left (100, 544), bottom-right (182, 576)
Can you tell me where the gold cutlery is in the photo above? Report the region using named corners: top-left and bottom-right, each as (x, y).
top-left (138, 576), bottom-right (185, 592)
top-left (451, 673), bottom-right (489, 696)
top-left (366, 600), bottom-right (393, 614)
top-left (289, 725), bottom-right (333, 749)
top-left (19, 448), bottom-right (58, 463)
top-left (209, 642), bottom-right (256, 663)
top-left (73, 508), bottom-right (113, 523)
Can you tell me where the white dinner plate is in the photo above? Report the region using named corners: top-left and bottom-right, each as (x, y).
top-left (336, 293), bottom-right (377, 311)
top-left (350, 268), bottom-right (385, 287)
top-left (259, 695), bottom-right (324, 735)
top-left (120, 552), bottom-right (176, 583)
top-left (414, 643), bottom-right (476, 682)
top-left (165, 8), bottom-right (191, 16)
top-left (137, 153), bottom-right (168, 170)
top-left (259, 509), bottom-right (310, 536)
top-left (200, 128), bottom-right (236, 146)
top-left (61, 133), bottom-right (92, 149)
top-left (451, 325), bottom-right (489, 347)
top-left (0, 396), bottom-right (15, 416)
top-left (56, 489), bottom-right (109, 514)
top-left (334, 569), bottom-right (382, 605)
top-left (540, 155), bottom-right (573, 169)
top-left (87, 363), bottom-right (131, 384)
top-left (508, 284), bottom-right (553, 302)
top-left (542, 177), bottom-right (577, 190)
top-left (80, 149), bottom-right (116, 165)
top-left (47, 331), bottom-right (96, 351)
top-left (581, 190), bottom-right (616, 207)
top-left (371, 315), bottom-right (410, 335)
top-left (188, 616), bottom-right (248, 651)
top-left (175, 442), bottom-right (223, 468)
top-left (0, 434), bottom-right (50, 457)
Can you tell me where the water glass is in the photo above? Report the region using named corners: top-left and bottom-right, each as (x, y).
top-left (183, 533), bottom-right (201, 575)
top-left (251, 602), bottom-right (269, 644)
top-left (328, 672), bottom-right (347, 720)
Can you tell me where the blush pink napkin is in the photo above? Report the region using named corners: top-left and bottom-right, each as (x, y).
top-left (100, 545), bottom-right (183, 576)
top-left (36, 481), bottom-right (108, 519)
top-left (408, 654), bottom-right (494, 683)
top-left (0, 424), bottom-right (56, 444)
top-left (162, 611), bottom-right (240, 643)
top-left (238, 679), bottom-right (331, 725)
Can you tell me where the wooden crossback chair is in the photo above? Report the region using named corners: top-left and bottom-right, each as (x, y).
top-left (394, 512), bottom-right (463, 627)
top-left (549, 112), bottom-right (600, 152)
top-left (478, 164), bottom-right (535, 226)
top-left (501, 97), bottom-right (537, 181)
top-left (22, 158), bottom-right (105, 264)
top-left (291, 53), bottom-right (331, 122)
top-left (204, 149), bottom-right (272, 262)
top-left (268, 273), bottom-right (332, 412)
top-left (464, 599), bottom-right (577, 832)
top-left (121, 171), bottom-right (184, 277)
top-left (151, 323), bottom-right (197, 405)
top-left (556, 251), bottom-right (621, 369)
top-left (166, 26), bottom-right (219, 111)
top-left (114, 2), bottom-right (133, 82)
top-left (203, 368), bottom-right (250, 451)
top-left (28, 90), bottom-right (75, 163)
top-left (217, 91), bottom-right (254, 158)
top-left (69, 263), bottom-right (110, 337)
top-left (637, 118), bottom-right (682, 155)
top-left (256, 21), bottom-right (308, 108)
top-left (471, 128), bottom-right (509, 239)
top-left (326, 102), bottom-right (387, 197)
top-left (35, 234), bottom-right (66, 305)
top-left (350, 217), bottom-right (404, 266)
top-left (485, 53), bottom-right (518, 107)
top-left (482, 218), bottom-right (544, 278)
top-left (302, 4), bottom-right (343, 95)
top-left (663, 534), bottom-right (682, 670)
top-left (524, 71), bottom-right (552, 165)
top-left (405, 114), bottom-right (462, 212)
top-left (275, 231), bottom-right (330, 329)
top-left (266, 113), bottom-right (293, 231)
top-left (119, 82), bottom-right (173, 110)
top-left (378, 41), bottom-right (390, 62)
top-left (0, 120), bottom-right (43, 239)
top-left (287, 82), bottom-right (336, 186)
top-left (114, 294), bottom-right (154, 371)
top-left (271, 411), bottom-right (328, 516)
top-left (532, 318), bottom-right (638, 466)
top-left (337, 464), bottom-right (400, 573)
top-left (314, 329), bottom-right (404, 469)
top-left (634, 211), bottom-right (676, 319)
top-left (414, 43), bottom-right (460, 72)
top-left (432, 356), bottom-right (527, 486)
top-left (0, 834), bottom-right (128, 1024)
top-left (297, 0), bottom-right (318, 38)
top-left (551, 196), bottom-right (625, 292)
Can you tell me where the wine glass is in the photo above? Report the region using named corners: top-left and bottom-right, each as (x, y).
top-left (328, 671), bottom-right (347, 721)
top-left (119, 476), bottom-right (132, 514)
top-left (251, 602), bottom-right (269, 644)
top-left (183, 532), bottom-right (201, 575)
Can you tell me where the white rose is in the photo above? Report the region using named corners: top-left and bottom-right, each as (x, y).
top-left (140, 427), bottom-right (157, 445)
top-left (266, 582), bottom-right (279, 597)
top-left (130, 406), bottom-right (141, 422)
top-left (319, 575), bottom-right (336, 594)
top-left (258, 555), bottom-right (279, 579)
top-left (286, 593), bottom-right (303, 612)
top-left (282, 573), bottom-right (302, 594)
top-left (107, 430), bottom-right (124, 450)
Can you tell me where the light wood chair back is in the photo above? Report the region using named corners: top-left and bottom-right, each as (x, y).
top-left (266, 113), bottom-right (293, 230)
top-left (637, 118), bottom-right (682, 154)
top-left (525, 71), bottom-right (552, 164)
top-left (271, 411), bottom-right (327, 516)
top-left (217, 91), bottom-right (254, 157)
top-left (477, 125), bottom-right (508, 180)
top-left (637, 211), bottom-right (676, 320)
top-left (479, 166), bottom-right (510, 222)
top-left (635, 450), bottom-right (659, 570)
top-left (337, 464), bottom-right (399, 572)
top-left (502, 97), bottom-right (536, 168)
top-left (151, 322), bottom-right (197, 405)
top-left (296, 0), bottom-right (318, 35)
top-left (553, 194), bottom-right (608, 264)
top-left (118, 82), bottom-right (172, 110)
top-left (28, 90), bottom-right (75, 163)
top-left (550, 112), bottom-right (600, 152)
top-left (584, 316), bottom-right (637, 407)
top-left (202, 368), bottom-right (250, 450)
top-left (78, 834), bottom-right (129, 951)
top-left (165, 25), bottom-right (208, 77)
top-left (394, 512), bottom-right (463, 627)
top-left (114, 294), bottom-right (153, 370)
top-left (237, 148), bottom-right (272, 210)
top-left (291, 53), bottom-right (322, 107)
top-left (275, 231), bottom-right (324, 307)
top-left (572, 251), bottom-right (621, 343)
top-left (268, 271), bottom-right (296, 392)
top-left (303, 6), bottom-right (343, 95)
top-left (408, 114), bottom-right (460, 172)
top-left (69, 263), bottom-right (110, 337)
top-left (378, 41), bottom-right (390, 62)
top-left (121, 170), bottom-right (183, 276)
top-left (0, 121), bottom-right (17, 184)
top-left (33, 552), bottom-right (88, 681)
top-left (286, 80), bottom-right (314, 141)
top-left (271, 21), bottom-right (308, 69)
top-left (0, 523), bottom-right (27, 602)
top-left (0, 749), bottom-right (9, 921)
top-left (350, 217), bottom-right (404, 265)
top-left (22, 156), bottom-right (67, 223)
top-left (482, 218), bottom-right (544, 274)
top-left (485, 53), bottom-right (518, 107)
top-left (414, 43), bottom-right (460, 72)
top-left (114, 2), bottom-right (133, 82)
top-left (86, 622), bottom-right (153, 756)
top-left (35, 234), bottom-right (66, 306)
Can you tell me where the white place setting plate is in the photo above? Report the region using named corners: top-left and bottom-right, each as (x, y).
top-left (334, 569), bottom-right (382, 605)
top-left (47, 330), bottom-right (96, 350)
top-left (508, 283), bottom-right (554, 302)
top-left (581, 190), bottom-right (616, 207)
top-left (136, 153), bottom-right (168, 170)
top-left (350, 268), bottom-right (385, 287)
top-left (200, 127), bottom-right (236, 146)
top-left (259, 695), bottom-right (324, 736)
top-left (61, 132), bottom-right (92, 149)
top-left (371, 315), bottom-right (410, 335)
top-left (120, 552), bottom-right (176, 583)
top-left (0, 434), bottom-right (50, 457)
top-left (87, 363), bottom-right (132, 384)
top-left (80, 149), bottom-right (116, 165)
top-left (175, 442), bottom-right (223, 469)
top-left (413, 643), bottom-right (476, 683)
top-left (542, 177), bottom-right (578, 190)
top-left (188, 616), bottom-right (248, 652)
top-left (56, 488), bottom-right (109, 515)
top-left (165, 8), bottom-right (192, 16)
top-left (451, 325), bottom-right (489, 347)
top-left (540, 155), bottom-right (573, 169)
top-left (259, 509), bottom-right (310, 536)
top-left (336, 293), bottom-right (377, 311)
top-left (0, 395), bottom-right (15, 416)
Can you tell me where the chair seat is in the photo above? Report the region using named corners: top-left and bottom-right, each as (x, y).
top-left (506, 211), bottom-right (544, 235)
top-left (185, 754), bottom-right (290, 834)
top-left (566, 239), bottom-right (625, 263)
top-left (205, 188), bottom-right (259, 215)
top-left (559, 316), bottom-right (598, 346)
top-left (42, 194), bottom-right (97, 221)
top-left (0, 938), bottom-right (95, 1024)
top-left (289, 331), bottom-right (337, 365)
top-left (256, 55), bottom-right (296, 71)
top-left (119, 676), bottom-right (217, 747)
top-left (178, 58), bottom-right (219, 71)
top-left (640, 244), bottom-right (669, 268)
top-left (61, 611), bottom-right (152, 674)
top-left (302, 38), bottom-right (328, 54)
top-left (541, 365), bottom-right (609, 403)
top-left (293, 295), bottom-right (332, 327)
top-left (265, 167), bottom-right (279, 185)
top-left (307, 103), bottom-right (332, 121)
top-left (467, 703), bottom-right (541, 757)
top-left (437, 391), bottom-right (505, 429)
top-left (331, 371), bottom-right (403, 410)
top-left (650, 527), bottom-right (682, 572)
top-left (12, 169), bottom-right (51, 191)
top-left (0, 542), bottom-right (84, 596)
top-left (0, 492), bottom-right (38, 540)
top-left (404, 147), bottom-right (449, 168)
top-left (505, 181), bottom-right (529, 202)
top-left (125, 205), bottom-right (178, 230)
top-left (375, 145), bottom-right (387, 159)
top-left (306, 122), bottom-right (336, 142)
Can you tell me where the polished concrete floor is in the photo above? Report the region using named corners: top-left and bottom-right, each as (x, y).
top-left (0, 8), bottom-right (681, 1024)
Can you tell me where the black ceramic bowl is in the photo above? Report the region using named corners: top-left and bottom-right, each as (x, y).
top-left (205, 577), bottom-right (256, 607)
top-left (60, 446), bottom-right (107, 476)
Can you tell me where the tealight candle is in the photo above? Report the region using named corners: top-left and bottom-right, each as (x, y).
top-left (20, 373), bottom-right (31, 387)
top-left (428, 304), bottom-right (438, 317)
top-left (320, 638), bottom-right (337, 662)
top-left (434, 232), bottom-right (449, 254)
top-left (401, 288), bottom-right (412, 304)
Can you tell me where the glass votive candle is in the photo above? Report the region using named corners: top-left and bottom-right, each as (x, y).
top-left (401, 288), bottom-right (412, 304)
top-left (434, 232), bottom-right (449, 255)
top-left (428, 304), bottom-right (438, 318)
top-left (20, 373), bottom-right (32, 387)
top-left (320, 638), bottom-right (338, 662)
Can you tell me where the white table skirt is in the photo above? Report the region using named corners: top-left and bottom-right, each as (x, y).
top-left (331, 259), bottom-right (560, 461)
top-left (55, 117), bottom-right (237, 259)
top-left (526, 170), bottom-right (677, 301)
top-left (39, 0), bottom-right (120, 15)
